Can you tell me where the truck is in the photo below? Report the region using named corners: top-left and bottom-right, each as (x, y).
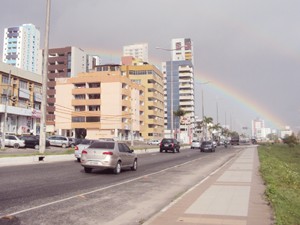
top-left (230, 135), bottom-right (240, 145)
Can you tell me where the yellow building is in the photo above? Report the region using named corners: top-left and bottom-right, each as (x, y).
top-left (121, 60), bottom-right (164, 141)
top-left (55, 64), bottom-right (145, 140)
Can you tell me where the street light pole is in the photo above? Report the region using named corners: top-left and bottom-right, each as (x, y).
top-left (39, 0), bottom-right (51, 154)
top-left (199, 81), bottom-right (210, 141)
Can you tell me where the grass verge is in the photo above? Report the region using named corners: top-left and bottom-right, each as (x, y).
top-left (258, 144), bottom-right (300, 225)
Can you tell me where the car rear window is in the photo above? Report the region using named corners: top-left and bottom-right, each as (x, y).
top-left (161, 139), bottom-right (173, 143)
top-left (88, 141), bottom-right (115, 149)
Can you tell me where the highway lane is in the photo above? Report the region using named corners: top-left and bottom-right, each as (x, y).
top-left (0, 146), bottom-right (242, 225)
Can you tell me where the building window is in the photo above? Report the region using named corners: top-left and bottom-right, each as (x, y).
top-left (88, 94), bottom-right (100, 99)
top-left (74, 94), bottom-right (85, 99)
top-left (72, 117), bottom-right (85, 122)
top-left (88, 105), bottom-right (100, 111)
top-left (86, 117), bottom-right (100, 122)
top-left (19, 80), bottom-right (27, 89)
top-left (2, 75), bottom-right (9, 84)
top-left (75, 106), bottom-right (85, 111)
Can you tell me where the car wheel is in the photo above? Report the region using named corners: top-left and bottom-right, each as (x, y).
top-left (177, 148), bottom-right (180, 153)
top-left (84, 167), bottom-right (92, 173)
top-left (62, 144), bottom-right (66, 148)
top-left (34, 145), bottom-right (39, 150)
top-left (173, 149), bottom-right (176, 153)
top-left (131, 159), bottom-right (137, 171)
top-left (160, 149), bottom-right (163, 153)
top-left (114, 161), bottom-right (121, 174)
top-left (13, 143), bottom-right (20, 149)
top-left (77, 158), bottom-right (81, 162)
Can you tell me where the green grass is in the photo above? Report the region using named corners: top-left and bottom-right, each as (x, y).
top-left (258, 144), bottom-right (300, 225)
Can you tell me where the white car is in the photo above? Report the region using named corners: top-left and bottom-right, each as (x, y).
top-left (3, 135), bottom-right (25, 148)
top-left (74, 139), bottom-right (96, 162)
top-left (191, 140), bottom-right (201, 149)
top-left (148, 139), bottom-right (160, 145)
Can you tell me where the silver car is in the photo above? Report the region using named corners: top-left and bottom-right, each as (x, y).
top-left (47, 135), bottom-right (70, 148)
top-left (81, 141), bottom-right (137, 174)
top-left (191, 140), bottom-right (201, 149)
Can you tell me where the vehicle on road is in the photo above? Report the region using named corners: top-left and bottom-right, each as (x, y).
top-left (20, 135), bottom-right (50, 149)
top-left (148, 139), bottom-right (160, 145)
top-left (2, 135), bottom-right (25, 149)
top-left (81, 141), bottom-right (137, 174)
top-left (230, 135), bottom-right (240, 145)
top-left (200, 141), bottom-right (215, 152)
top-left (159, 138), bottom-right (180, 153)
top-left (191, 140), bottom-right (201, 149)
top-left (47, 136), bottom-right (70, 148)
top-left (74, 139), bottom-right (96, 162)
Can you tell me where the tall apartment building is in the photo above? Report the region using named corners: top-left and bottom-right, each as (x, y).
top-left (123, 43), bottom-right (148, 63)
top-left (0, 62), bottom-right (42, 135)
top-left (2, 24), bottom-right (41, 74)
top-left (122, 57), bottom-right (164, 140)
top-left (162, 38), bottom-right (195, 143)
top-left (251, 118), bottom-right (265, 139)
top-left (45, 46), bottom-right (95, 132)
top-left (55, 64), bottom-right (145, 140)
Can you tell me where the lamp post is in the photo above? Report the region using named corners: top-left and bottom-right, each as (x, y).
top-left (1, 70), bottom-right (11, 150)
top-left (199, 81), bottom-right (210, 140)
top-left (156, 45), bottom-right (187, 138)
top-left (39, 0), bottom-right (51, 155)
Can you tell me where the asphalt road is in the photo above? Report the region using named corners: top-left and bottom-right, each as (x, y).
top-left (0, 146), bottom-right (243, 225)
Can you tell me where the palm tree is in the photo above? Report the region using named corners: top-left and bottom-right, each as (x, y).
top-left (173, 107), bottom-right (188, 140)
top-left (202, 116), bottom-right (213, 140)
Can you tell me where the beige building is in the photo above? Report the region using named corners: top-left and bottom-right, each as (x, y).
top-left (55, 64), bottom-right (145, 140)
top-left (122, 57), bottom-right (164, 141)
top-left (0, 62), bottom-right (42, 135)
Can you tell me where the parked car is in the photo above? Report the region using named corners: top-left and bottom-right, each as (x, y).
top-left (47, 135), bottom-right (70, 148)
top-left (81, 140), bottom-right (137, 174)
top-left (200, 141), bottom-right (215, 152)
top-left (148, 139), bottom-right (160, 145)
top-left (159, 138), bottom-right (180, 153)
top-left (212, 141), bottom-right (217, 148)
top-left (20, 135), bottom-right (50, 149)
top-left (3, 135), bottom-right (25, 148)
top-left (74, 139), bottom-right (96, 162)
top-left (191, 140), bottom-right (201, 149)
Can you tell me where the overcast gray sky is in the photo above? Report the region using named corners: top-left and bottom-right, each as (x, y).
top-left (1, 0), bottom-right (299, 134)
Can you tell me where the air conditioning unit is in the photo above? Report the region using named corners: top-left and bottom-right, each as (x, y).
top-left (29, 83), bottom-right (33, 90)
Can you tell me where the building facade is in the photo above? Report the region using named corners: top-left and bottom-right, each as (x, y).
top-left (2, 24), bottom-right (41, 74)
top-left (162, 38), bottom-right (195, 143)
top-left (55, 64), bottom-right (145, 140)
top-left (123, 43), bottom-right (149, 63)
top-left (122, 58), bottom-right (164, 141)
top-left (45, 46), bottom-right (96, 132)
top-left (0, 62), bottom-right (42, 135)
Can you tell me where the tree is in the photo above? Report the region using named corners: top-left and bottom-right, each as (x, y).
top-left (201, 116), bottom-right (213, 140)
top-left (173, 107), bottom-right (188, 140)
top-left (283, 133), bottom-right (298, 147)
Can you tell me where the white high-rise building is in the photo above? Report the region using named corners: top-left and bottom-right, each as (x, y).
top-left (2, 23), bottom-right (41, 74)
top-left (123, 43), bottom-right (148, 63)
top-left (171, 38), bottom-right (193, 63)
top-left (162, 38), bottom-right (195, 143)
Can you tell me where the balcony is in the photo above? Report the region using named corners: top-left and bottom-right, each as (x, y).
top-left (72, 88), bottom-right (101, 95)
top-left (72, 122), bottom-right (101, 129)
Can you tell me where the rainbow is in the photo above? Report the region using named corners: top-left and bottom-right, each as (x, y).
top-left (194, 71), bottom-right (286, 130)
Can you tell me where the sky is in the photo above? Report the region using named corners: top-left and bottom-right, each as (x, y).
top-left (1, 0), bottom-right (300, 134)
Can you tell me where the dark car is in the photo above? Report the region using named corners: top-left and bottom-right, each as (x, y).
top-left (200, 141), bottom-right (215, 152)
top-left (159, 138), bottom-right (180, 153)
top-left (68, 138), bottom-right (83, 148)
top-left (20, 135), bottom-right (50, 149)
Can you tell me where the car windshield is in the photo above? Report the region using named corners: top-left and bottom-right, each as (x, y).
top-left (88, 141), bottom-right (114, 149)
top-left (161, 139), bottom-right (173, 143)
top-left (202, 141), bottom-right (212, 145)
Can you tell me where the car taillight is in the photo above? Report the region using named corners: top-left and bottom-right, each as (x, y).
top-left (103, 151), bottom-right (113, 155)
top-left (74, 146), bottom-right (78, 150)
top-left (82, 150), bottom-right (87, 155)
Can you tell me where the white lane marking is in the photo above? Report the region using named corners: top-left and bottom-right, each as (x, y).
top-left (2, 154), bottom-right (210, 217)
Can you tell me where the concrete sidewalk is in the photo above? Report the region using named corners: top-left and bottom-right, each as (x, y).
top-left (144, 147), bottom-right (274, 225)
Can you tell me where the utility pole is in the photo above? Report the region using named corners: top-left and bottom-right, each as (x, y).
top-left (39, 0), bottom-right (51, 154)
top-left (1, 70), bottom-right (11, 150)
